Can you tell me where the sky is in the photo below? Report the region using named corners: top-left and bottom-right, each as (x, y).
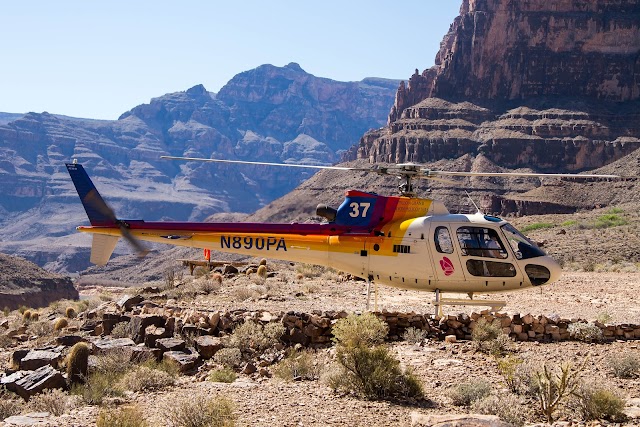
top-left (1, 1), bottom-right (462, 120)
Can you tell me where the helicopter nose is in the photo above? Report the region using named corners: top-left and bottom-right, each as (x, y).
top-left (523, 256), bottom-right (562, 286)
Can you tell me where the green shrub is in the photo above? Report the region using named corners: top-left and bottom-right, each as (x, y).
top-left (402, 327), bottom-right (429, 344)
top-left (594, 212), bottom-right (627, 228)
top-left (97, 405), bottom-right (148, 427)
top-left (213, 348), bottom-right (242, 368)
top-left (273, 349), bottom-right (319, 381)
top-left (450, 379), bottom-right (492, 406)
top-left (560, 220), bottom-right (578, 227)
top-left (608, 353), bottom-right (639, 379)
top-left (18, 305), bottom-right (29, 314)
top-left (2, 307), bottom-right (10, 316)
top-left (27, 388), bottom-right (71, 416)
top-left (123, 366), bottom-right (176, 391)
top-left (165, 395), bottom-right (236, 427)
top-left (472, 394), bottom-right (530, 427)
top-left (520, 222), bottom-right (555, 233)
top-left (67, 342), bottom-right (90, 385)
top-left (574, 385), bottom-right (627, 422)
top-left (329, 345), bottom-right (423, 400)
top-left (331, 313), bottom-right (388, 347)
top-left (472, 318), bottom-right (510, 355)
top-left (208, 368), bottom-right (237, 383)
top-left (568, 322), bottom-right (603, 343)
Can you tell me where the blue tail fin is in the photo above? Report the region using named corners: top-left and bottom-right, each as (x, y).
top-left (66, 163), bottom-right (117, 226)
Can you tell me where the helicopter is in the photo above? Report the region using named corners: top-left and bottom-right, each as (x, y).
top-left (66, 157), bottom-right (622, 314)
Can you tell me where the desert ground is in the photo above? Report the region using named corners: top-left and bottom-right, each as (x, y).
top-left (2, 262), bottom-right (639, 427)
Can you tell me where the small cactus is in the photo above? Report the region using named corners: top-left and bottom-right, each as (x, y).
top-left (22, 310), bottom-right (32, 322)
top-left (257, 265), bottom-right (268, 279)
top-left (67, 342), bottom-right (90, 384)
top-left (54, 317), bottom-right (69, 331)
top-left (259, 258), bottom-right (267, 266)
top-left (30, 312), bottom-right (40, 321)
top-left (65, 307), bottom-right (77, 319)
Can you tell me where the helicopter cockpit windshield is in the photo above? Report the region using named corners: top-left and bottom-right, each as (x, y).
top-left (501, 223), bottom-right (546, 260)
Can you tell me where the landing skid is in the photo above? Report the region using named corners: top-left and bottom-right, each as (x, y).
top-left (432, 290), bottom-right (505, 317)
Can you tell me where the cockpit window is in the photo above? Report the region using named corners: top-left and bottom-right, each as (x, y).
top-left (434, 226), bottom-right (454, 254)
top-left (501, 223), bottom-right (546, 259)
top-left (456, 227), bottom-right (508, 259)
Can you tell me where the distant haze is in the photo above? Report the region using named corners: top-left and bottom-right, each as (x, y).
top-left (0, 1), bottom-right (461, 120)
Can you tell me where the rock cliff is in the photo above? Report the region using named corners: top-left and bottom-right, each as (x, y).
top-left (350, 0), bottom-right (640, 176)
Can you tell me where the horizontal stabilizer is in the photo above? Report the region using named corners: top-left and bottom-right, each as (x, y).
top-left (90, 234), bottom-right (119, 265)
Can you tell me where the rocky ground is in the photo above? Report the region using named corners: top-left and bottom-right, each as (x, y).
top-left (1, 264), bottom-right (639, 427)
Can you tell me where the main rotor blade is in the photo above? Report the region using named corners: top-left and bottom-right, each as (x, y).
top-left (161, 155), bottom-right (368, 172)
top-left (423, 171), bottom-right (622, 179)
top-left (119, 225), bottom-right (149, 258)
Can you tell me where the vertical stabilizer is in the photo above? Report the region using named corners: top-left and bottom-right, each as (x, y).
top-left (90, 234), bottom-right (119, 266)
top-left (66, 163), bottom-right (117, 226)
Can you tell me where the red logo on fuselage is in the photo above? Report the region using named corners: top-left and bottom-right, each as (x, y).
top-left (440, 257), bottom-right (454, 276)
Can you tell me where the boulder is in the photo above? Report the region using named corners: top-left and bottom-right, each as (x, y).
top-left (163, 351), bottom-right (199, 372)
top-left (91, 337), bottom-right (135, 354)
top-left (156, 337), bottom-right (186, 353)
top-left (194, 335), bottom-right (223, 359)
top-left (56, 335), bottom-right (86, 346)
top-left (130, 346), bottom-right (162, 363)
top-left (12, 365), bottom-right (66, 399)
top-left (116, 295), bottom-right (144, 311)
top-left (19, 349), bottom-right (62, 371)
top-left (143, 325), bottom-right (171, 348)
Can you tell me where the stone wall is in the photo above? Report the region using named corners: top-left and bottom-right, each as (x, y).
top-left (87, 296), bottom-right (640, 346)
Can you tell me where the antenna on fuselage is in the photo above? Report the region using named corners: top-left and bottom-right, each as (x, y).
top-left (465, 191), bottom-right (482, 214)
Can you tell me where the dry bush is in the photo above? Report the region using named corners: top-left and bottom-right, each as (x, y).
top-left (568, 322), bottom-right (603, 343)
top-left (211, 273), bottom-right (223, 285)
top-left (295, 263), bottom-right (324, 278)
top-left (208, 368), bottom-right (237, 383)
top-left (472, 393), bottom-right (530, 427)
top-left (213, 348), bottom-right (242, 368)
top-left (122, 366), bottom-right (176, 391)
top-left (165, 395), bottom-right (236, 427)
top-left (0, 334), bottom-right (12, 349)
top-left (572, 384), bottom-right (627, 422)
top-left (232, 286), bottom-right (259, 301)
top-left (450, 379), bottom-right (492, 407)
top-left (273, 349), bottom-right (321, 381)
top-left (471, 318), bottom-right (511, 355)
top-left (97, 405), bottom-right (148, 427)
top-left (331, 313), bottom-right (388, 347)
top-left (27, 388), bottom-right (72, 416)
top-left (608, 353), bottom-right (640, 379)
top-left (94, 347), bottom-right (134, 375)
top-left (73, 370), bottom-right (125, 405)
top-left (0, 387), bottom-right (23, 420)
top-left (224, 321), bottom-right (284, 354)
top-left (532, 361), bottom-right (584, 423)
top-left (18, 305), bottom-right (29, 314)
top-left (402, 327), bottom-right (429, 344)
top-left (110, 321), bottom-right (133, 339)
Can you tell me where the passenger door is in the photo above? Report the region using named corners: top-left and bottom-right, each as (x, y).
top-left (430, 224), bottom-right (467, 285)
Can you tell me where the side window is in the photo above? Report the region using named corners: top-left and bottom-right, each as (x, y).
top-left (434, 226), bottom-right (454, 254)
top-left (456, 227), bottom-right (508, 259)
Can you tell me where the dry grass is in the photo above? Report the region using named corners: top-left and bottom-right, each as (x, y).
top-left (97, 405), bottom-right (148, 427)
top-left (27, 388), bottom-right (73, 416)
top-left (165, 395), bottom-right (236, 427)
